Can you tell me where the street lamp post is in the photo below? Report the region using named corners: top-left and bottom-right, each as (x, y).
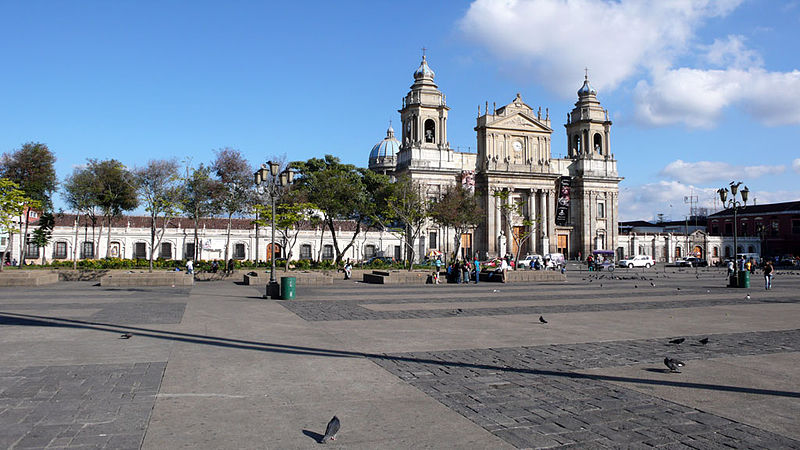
top-left (254, 161), bottom-right (294, 299)
top-left (717, 182), bottom-right (749, 287)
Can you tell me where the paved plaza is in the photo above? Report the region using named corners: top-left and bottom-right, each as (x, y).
top-left (1, 266), bottom-right (799, 449)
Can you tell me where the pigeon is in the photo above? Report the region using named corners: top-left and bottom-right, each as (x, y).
top-left (664, 357), bottom-right (685, 373)
top-left (321, 416), bottom-right (340, 443)
top-left (120, 333), bottom-right (132, 339)
top-left (634, 285), bottom-right (638, 289)
top-left (745, 294), bottom-right (751, 300)
top-left (669, 338), bottom-right (685, 345)
top-left (539, 316), bottom-right (548, 324)
top-left (676, 287), bottom-right (681, 291)
top-left (650, 282), bottom-right (655, 287)
top-left (698, 337), bottom-right (709, 345)
top-left (456, 308), bottom-right (463, 313)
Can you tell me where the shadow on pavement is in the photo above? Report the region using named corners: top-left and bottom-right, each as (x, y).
top-left (2, 311), bottom-right (799, 400)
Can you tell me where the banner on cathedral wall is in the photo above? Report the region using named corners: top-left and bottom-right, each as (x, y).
top-left (461, 170), bottom-right (475, 193)
top-left (555, 176), bottom-right (571, 226)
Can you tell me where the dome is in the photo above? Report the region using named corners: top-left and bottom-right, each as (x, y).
top-left (413, 55), bottom-right (435, 80)
top-left (369, 125), bottom-right (401, 160)
top-left (577, 73), bottom-right (597, 96)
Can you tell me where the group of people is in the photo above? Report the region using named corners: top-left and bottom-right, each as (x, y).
top-left (431, 257), bottom-right (483, 284)
top-left (726, 257), bottom-right (775, 290)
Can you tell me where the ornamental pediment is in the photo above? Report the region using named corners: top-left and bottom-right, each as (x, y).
top-left (487, 113), bottom-right (552, 133)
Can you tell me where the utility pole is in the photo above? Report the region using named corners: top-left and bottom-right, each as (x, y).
top-left (684, 193), bottom-right (698, 257)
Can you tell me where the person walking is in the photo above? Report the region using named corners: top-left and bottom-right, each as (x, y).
top-left (726, 259), bottom-right (734, 277)
top-left (473, 257), bottom-right (480, 284)
top-left (185, 259), bottom-right (194, 275)
top-left (434, 257), bottom-right (442, 284)
top-left (763, 260), bottom-right (774, 290)
top-left (343, 259), bottom-right (352, 280)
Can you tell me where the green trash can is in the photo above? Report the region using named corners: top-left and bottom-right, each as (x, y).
top-left (280, 276), bottom-right (296, 300)
top-left (738, 270), bottom-right (750, 289)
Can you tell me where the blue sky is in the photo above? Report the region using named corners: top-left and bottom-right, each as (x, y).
top-left (1, 0), bottom-right (798, 220)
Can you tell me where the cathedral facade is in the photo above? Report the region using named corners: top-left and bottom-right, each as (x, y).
top-left (368, 56), bottom-right (622, 261)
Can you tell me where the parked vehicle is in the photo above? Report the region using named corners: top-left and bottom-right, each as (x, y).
top-left (544, 253), bottom-right (565, 269)
top-left (591, 250), bottom-right (616, 271)
top-left (517, 254), bottom-right (542, 269)
top-left (679, 256), bottom-right (708, 267)
top-left (618, 255), bottom-right (655, 268)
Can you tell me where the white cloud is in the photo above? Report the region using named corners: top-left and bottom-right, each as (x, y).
top-left (635, 67), bottom-right (800, 127)
top-left (793, 158), bottom-right (800, 174)
top-left (619, 180), bottom-right (800, 221)
top-left (659, 159), bottom-right (785, 183)
top-left (702, 35), bottom-right (763, 69)
top-left (459, 0), bottom-right (742, 96)
top-left (619, 180), bottom-right (718, 221)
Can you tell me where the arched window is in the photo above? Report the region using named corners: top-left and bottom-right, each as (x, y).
top-left (54, 242), bottom-right (68, 259)
top-left (424, 119), bottom-right (436, 143)
top-left (81, 241), bottom-right (95, 259)
top-left (748, 245), bottom-right (755, 253)
top-left (573, 134), bottom-right (581, 153)
top-left (134, 242), bottom-right (147, 259)
top-left (322, 245), bottom-right (334, 260)
top-left (160, 242), bottom-right (172, 259)
top-left (300, 244), bottom-right (312, 259)
top-left (364, 244), bottom-right (376, 258)
top-left (675, 246), bottom-right (682, 258)
top-left (713, 247), bottom-right (719, 258)
top-left (234, 243), bottom-right (247, 260)
top-left (593, 133), bottom-right (602, 154)
top-left (724, 246), bottom-right (732, 258)
top-left (737, 245), bottom-right (743, 253)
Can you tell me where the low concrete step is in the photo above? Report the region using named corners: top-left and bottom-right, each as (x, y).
top-left (0, 272), bottom-right (59, 286)
top-left (100, 272), bottom-right (194, 287)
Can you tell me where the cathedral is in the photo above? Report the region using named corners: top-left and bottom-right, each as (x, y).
top-left (369, 55), bottom-right (622, 261)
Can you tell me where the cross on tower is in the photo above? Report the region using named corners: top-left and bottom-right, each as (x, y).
top-left (585, 67), bottom-right (589, 80)
top-left (422, 46), bottom-right (427, 58)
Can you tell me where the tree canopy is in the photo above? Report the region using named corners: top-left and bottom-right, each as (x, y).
top-left (429, 184), bottom-right (483, 261)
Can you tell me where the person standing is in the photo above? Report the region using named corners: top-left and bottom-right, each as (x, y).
top-left (462, 260), bottom-right (470, 284)
top-left (726, 260), bottom-right (734, 277)
top-left (500, 257), bottom-right (509, 283)
top-left (454, 259), bottom-right (462, 284)
top-left (185, 259), bottom-right (194, 275)
top-left (763, 260), bottom-right (774, 290)
top-left (343, 259), bottom-right (352, 280)
top-left (473, 257), bottom-right (480, 284)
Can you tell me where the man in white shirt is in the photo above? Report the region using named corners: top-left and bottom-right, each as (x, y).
top-left (500, 258), bottom-right (509, 283)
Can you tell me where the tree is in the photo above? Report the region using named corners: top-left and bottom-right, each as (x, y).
top-left (292, 155), bottom-right (391, 264)
top-left (493, 189), bottom-right (537, 268)
top-left (254, 194), bottom-right (316, 271)
top-left (0, 178), bottom-right (37, 271)
top-left (384, 175), bottom-right (428, 270)
top-left (429, 184), bottom-right (483, 262)
top-left (134, 159), bottom-right (181, 272)
top-left (0, 142), bottom-right (57, 266)
top-left (180, 163), bottom-right (220, 261)
top-left (211, 148), bottom-right (252, 264)
top-left (31, 211), bottom-right (55, 265)
top-left (89, 159), bottom-right (139, 257)
top-left (62, 166), bottom-right (100, 268)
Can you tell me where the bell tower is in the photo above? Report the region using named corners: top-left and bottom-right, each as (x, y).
top-left (565, 71), bottom-right (612, 160)
top-left (397, 52), bottom-right (450, 171)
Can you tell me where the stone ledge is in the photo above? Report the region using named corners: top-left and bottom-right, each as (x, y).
top-left (363, 270), bottom-right (429, 285)
top-left (100, 272), bottom-right (195, 287)
top-left (0, 271), bottom-right (60, 286)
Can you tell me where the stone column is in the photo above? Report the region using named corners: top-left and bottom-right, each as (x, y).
top-left (528, 189), bottom-right (536, 253)
top-left (540, 189), bottom-right (549, 254)
top-left (547, 189), bottom-right (557, 253)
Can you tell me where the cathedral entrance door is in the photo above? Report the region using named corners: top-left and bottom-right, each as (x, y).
top-left (557, 234), bottom-right (568, 256)
top-left (512, 226), bottom-right (527, 256)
